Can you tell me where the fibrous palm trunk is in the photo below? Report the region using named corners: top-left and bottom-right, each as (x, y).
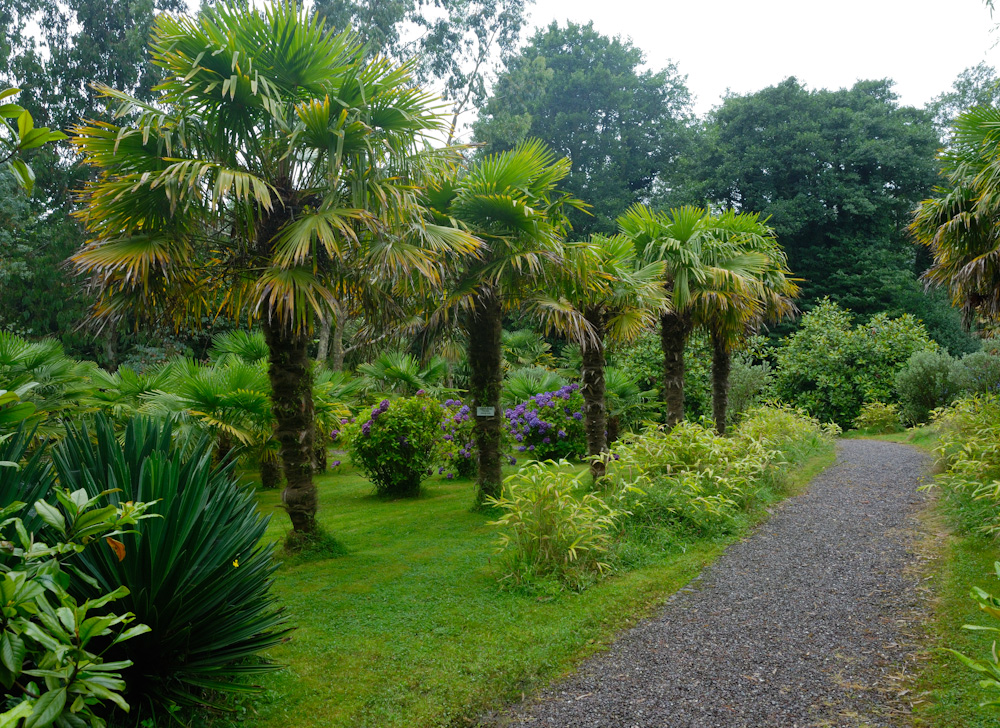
top-left (330, 301), bottom-right (346, 372)
top-left (468, 288), bottom-right (503, 504)
top-left (581, 308), bottom-right (608, 480)
top-left (711, 328), bottom-right (732, 435)
top-left (660, 311), bottom-right (693, 428)
top-left (263, 318), bottom-right (317, 543)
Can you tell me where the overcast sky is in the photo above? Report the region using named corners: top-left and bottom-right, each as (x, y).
top-left (524, 0), bottom-right (1000, 115)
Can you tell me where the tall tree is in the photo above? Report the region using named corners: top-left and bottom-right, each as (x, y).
top-left (311, 0), bottom-right (530, 142)
top-left (911, 105), bottom-right (1000, 325)
top-left (927, 62), bottom-right (1000, 137)
top-left (697, 78), bottom-right (973, 351)
top-left (474, 21), bottom-right (694, 237)
top-left (424, 140), bottom-right (584, 502)
top-left (533, 235), bottom-right (666, 477)
top-left (620, 205), bottom-right (769, 428)
top-left (71, 3), bottom-right (478, 545)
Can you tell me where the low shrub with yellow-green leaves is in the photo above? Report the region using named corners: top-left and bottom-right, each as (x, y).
top-left (487, 405), bottom-right (836, 590)
top-left (852, 401), bottom-right (904, 434)
top-left (931, 393), bottom-right (1000, 535)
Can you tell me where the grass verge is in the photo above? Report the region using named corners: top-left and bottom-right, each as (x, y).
top-left (209, 447), bottom-right (835, 728)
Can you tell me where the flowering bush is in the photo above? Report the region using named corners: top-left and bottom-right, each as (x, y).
top-left (436, 398), bottom-right (477, 478)
top-left (503, 384), bottom-right (586, 461)
top-left (348, 394), bottom-right (444, 496)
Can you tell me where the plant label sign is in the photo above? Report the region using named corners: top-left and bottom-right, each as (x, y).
top-left (476, 406), bottom-right (495, 417)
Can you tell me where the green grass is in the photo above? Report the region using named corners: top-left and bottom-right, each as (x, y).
top-left (913, 503), bottom-right (1000, 728)
top-left (841, 424), bottom-right (938, 450)
top-left (206, 449), bottom-right (835, 728)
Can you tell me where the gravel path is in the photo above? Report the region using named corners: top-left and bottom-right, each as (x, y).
top-left (493, 440), bottom-right (931, 728)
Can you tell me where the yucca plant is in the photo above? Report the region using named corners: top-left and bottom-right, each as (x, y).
top-left (51, 416), bottom-right (290, 714)
top-left (0, 425), bottom-right (55, 533)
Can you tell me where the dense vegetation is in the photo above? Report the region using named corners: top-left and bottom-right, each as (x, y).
top-left (2, 0), bottom-right (1000, 725)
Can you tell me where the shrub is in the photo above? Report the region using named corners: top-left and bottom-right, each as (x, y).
top-left (503, 384), bottom-right (586, 461)
top-left (349, 394), bottom-right (444, 496)
top-left (727, 356), bottom-right (774, 426)
top-left (774, 299), bottom-right (937, 427)
top-left (603, 421), bottom-right (770, 538)
top-left (853, 401), bottom-right (904, 433)
top-left (52, 416), bottom-right (290, 713)
top-left (958, 350), bottom-right (1000, 396)
top-left (487, 460), bottom-right (619, 590)
top-left (931, 394), bottom-right (1000, 534)
top-left (0, 492), bottom-right (154, 728)
top-left (734, 403), bottom-right (840, 462)
top-left (502, 367), bottom-right (567, 406)
top-left (895, 350), bottom-right (964, 424)
top-left (437, 398), bottom-right (477, 478)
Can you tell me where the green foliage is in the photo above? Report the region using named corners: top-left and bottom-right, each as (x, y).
top-left (931, 394), bottom-right (1000, 535)
top-left (51, 416), bottom-right (290, 713)
top-left (604, 366), bottom-right (657, 437)
top-left (486, 461), bottom-right (620, 590)
top-left (697, 77), bottom-right (960, 345)
top-left (608, 329), bottom-right (660, 393)
top-left (774, 299), bottom-right (938, 427)
top-left (0, 88), bottom-right (67, 194)
top-left (503, 385), bottom-right (586, 461)
top-left (727, 356), bottom-right (775, 427)
top-left (852, 401), bottom-right (905, 433)
top-left (501, 367), bottom-right (566, 406)
top-left (474, 21), bottom-right (693, 236)
top-left (0, 491), bottom-right (154, 728)
top-left (348, 395), bottom-right (444, 496)
top-left (895, 350), bottom-right (964, 424)
top-left (958, 350), bottom-right (1000, 396)
top-left (358, 352), bottom-right (449, 398)
top-left (940, 562), bottom-right (1000, 710)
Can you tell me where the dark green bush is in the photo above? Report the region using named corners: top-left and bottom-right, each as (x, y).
top-left (894, 350), bottom-right (964, 424)
top-left (348, 394), bottom-right (444, 496)
top-left (957, 350), bottom-right (1000, 396)
top-left (51, 416), bottom-right (290, 714)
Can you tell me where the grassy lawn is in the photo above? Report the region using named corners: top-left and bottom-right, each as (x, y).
top-left (203, 448), bottom-right (834, 728)
top-left (913, 521), bottom-right (1000, 728)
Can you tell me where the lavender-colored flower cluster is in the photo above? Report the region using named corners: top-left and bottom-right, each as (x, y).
top-left (503, 384), bottom-right (586, 461)
top-left (436, 398), bottom-right (477, 478)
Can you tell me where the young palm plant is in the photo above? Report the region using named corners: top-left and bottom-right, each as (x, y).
top-left (71, 3), bottom-right (478, 545)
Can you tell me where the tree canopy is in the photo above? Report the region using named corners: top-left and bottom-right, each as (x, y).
top-left (473, 21), bottom-right (694, 237)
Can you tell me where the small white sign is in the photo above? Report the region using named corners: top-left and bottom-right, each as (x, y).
top-left (476, 406), bottom-right (496, 417)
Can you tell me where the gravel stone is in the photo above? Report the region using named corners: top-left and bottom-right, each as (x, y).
top-left (491, 440), bottom-right (931, 728)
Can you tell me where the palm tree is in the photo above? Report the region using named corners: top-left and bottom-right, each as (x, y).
top-left (689, 211), bottom-right (798, 434)
top-left (71, 3), bottom-right (478, 545)
top-left (531, 234), bottom-right (666, 477)
top-left (424, 140), bottom-right (585, 502)
top-left (619, 206), bottom-right (768, 428)
top-left (911, 106), bottom-right (1000, 325)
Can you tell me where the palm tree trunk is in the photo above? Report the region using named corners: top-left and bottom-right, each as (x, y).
top-left (581, 308), bottom-right (608, 480)
top-left (330, 300), bottom-right (346, 372)
top-left (316, 310), bottom-right (331, 362)
top-left (262, 318), bottom-right (317, 545)
top-left (467, 288), bottom-right (503, 504)
top-left (260, 454), bottom-right (282, 490)
top-left (711, 328), bottom-right (732, 435)
top-left (660, 311), bottom-right (693, 428)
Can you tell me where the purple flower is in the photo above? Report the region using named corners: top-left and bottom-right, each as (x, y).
top-left (542, 437), bottom-right (551, 444)
top-left (446, 473), bottom-right (454, 479)
top-left (507, 456), bottom-right (517, 465)
top-left (330, 429), bottom-right (340, 438)
top-left (362, 422), bottom-right (371, 436)
top-left (528, 445), bottom-right (535, 451)
top-left (613, 453), bottom-right (620, 461)
top-left (438, 466), bottom-right (445, 474)
top-left (572, 412), bottom-right (583, 420)
top-left (518, 446), bottom-right (526, 452)
top-left (557, 430), bottom-right (566, 438)
top-left (340, 418), bottom-right (349, 424)
top-left (379, 399), bottom-right (390, 410)
top-left (515, 434), bottom-right (523, 442)
top-left (370, 409), bottom-right (380, 420)
top-left (332, 460), bottom-right (341, 467)
top-left (416, 389), bottom-right (426, 396)
top-left (444, 434), bottom-right (453, 441)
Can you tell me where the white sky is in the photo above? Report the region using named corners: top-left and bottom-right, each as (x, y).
top-left (524, 0), bottom-right (1000, 115)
